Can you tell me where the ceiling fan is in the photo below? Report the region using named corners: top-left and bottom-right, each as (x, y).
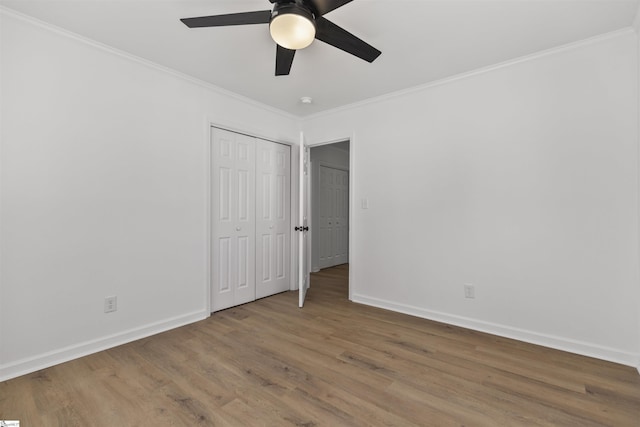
top-left (180, 0), bottom-right (381, 76)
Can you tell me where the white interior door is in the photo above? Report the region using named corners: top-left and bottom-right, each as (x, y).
top-left (211, 129), bottom-right (256, 311)
top-left (298, 136), bottom-right (310, 308)
top-left (256, 139), bottom-right (291, 299)
top-left (319, 166), bottom-right (349, 269)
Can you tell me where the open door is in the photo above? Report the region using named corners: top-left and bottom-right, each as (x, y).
top-left (298, 133), bottom-right (310, 307)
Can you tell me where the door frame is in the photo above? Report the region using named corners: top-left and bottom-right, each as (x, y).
top-left (205, 121), bottom-right (299, 314)
top-left (305, 135), bottom-right (354, 301)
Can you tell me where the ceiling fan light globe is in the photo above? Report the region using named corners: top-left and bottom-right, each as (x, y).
top-left (270, 11), bottom-right (316, 50)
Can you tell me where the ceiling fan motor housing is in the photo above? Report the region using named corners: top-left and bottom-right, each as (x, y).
top-left (272, 2), bottom-right (315, 17)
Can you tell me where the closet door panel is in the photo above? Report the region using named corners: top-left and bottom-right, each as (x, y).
top-left (319, 166), bottom-right (349, 268)
top-left (212, 129), bottom-right (256, 311)
top-left (256, 139), bottom-right (291, 299)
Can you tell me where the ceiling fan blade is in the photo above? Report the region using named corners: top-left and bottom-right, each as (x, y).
top-left (275, 45), bottom-right (296, 76)
top-left (308, 0), bottom-right (353, 16)
top-left (314, 17), bottom-right (381, 63)
top-left (181, 10), bottom-right (271, 28)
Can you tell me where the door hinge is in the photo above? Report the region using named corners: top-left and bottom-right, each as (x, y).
top-left (295, 226), bottom-right (309, 232)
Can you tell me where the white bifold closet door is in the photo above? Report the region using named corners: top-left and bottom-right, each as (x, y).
top-left (211, 128), bottom-right (291, 312)
top-left (211, 130), bottom-right (256, 311)
top-left (256, 140), bottom-right (291, 299)
top-left (319, 166), bottom-right (349, 269)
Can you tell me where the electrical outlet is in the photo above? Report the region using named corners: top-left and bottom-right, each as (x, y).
top-left (104, 296), bottom-right (117, 313)
top-left (464, 284), bottom-right (475, 299)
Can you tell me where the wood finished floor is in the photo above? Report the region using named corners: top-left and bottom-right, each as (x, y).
top-left (1, 264), bottom-right (639, 426)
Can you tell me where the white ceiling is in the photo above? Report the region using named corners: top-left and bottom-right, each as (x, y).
top-left (2, 0), bottom-right (639, 117)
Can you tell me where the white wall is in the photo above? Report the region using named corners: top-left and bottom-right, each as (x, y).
top-left (309, 143), bottom-right (349, 271)
top-left (0, 11), bottom-right (298, 381)
top-left (633, 4), bottom-right (640, 373)
top-left (302, 30), bottom-right (640, 366)
top-left (2, 8), bottom-right (639, 382)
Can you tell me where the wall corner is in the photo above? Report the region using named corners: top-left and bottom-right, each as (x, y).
top-left (636, 0), bottom-right (640, 379)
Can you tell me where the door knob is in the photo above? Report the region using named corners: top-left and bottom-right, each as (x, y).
top-left (269, 225), bottom-right (273, 229)
top-left (236, 227), bottom-right (241, 231)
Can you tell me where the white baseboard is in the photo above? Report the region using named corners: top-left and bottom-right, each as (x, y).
top-left (351, 293), bottom-right (640, 369)
top-left (0, 310), bottom-right (209, 382)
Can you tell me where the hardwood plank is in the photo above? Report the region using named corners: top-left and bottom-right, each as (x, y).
top-left (1, 263), bottom-right (639, 426)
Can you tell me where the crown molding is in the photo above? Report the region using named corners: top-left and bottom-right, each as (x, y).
top-left (0, 6), bottom-right (299, 123)
top-left (302, 27), bottom-right (636, 123)
top-left (1, 6), bottom-right (637, 130)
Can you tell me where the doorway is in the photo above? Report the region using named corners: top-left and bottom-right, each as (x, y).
top-left (309, 141), bottom-right (350, 273)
